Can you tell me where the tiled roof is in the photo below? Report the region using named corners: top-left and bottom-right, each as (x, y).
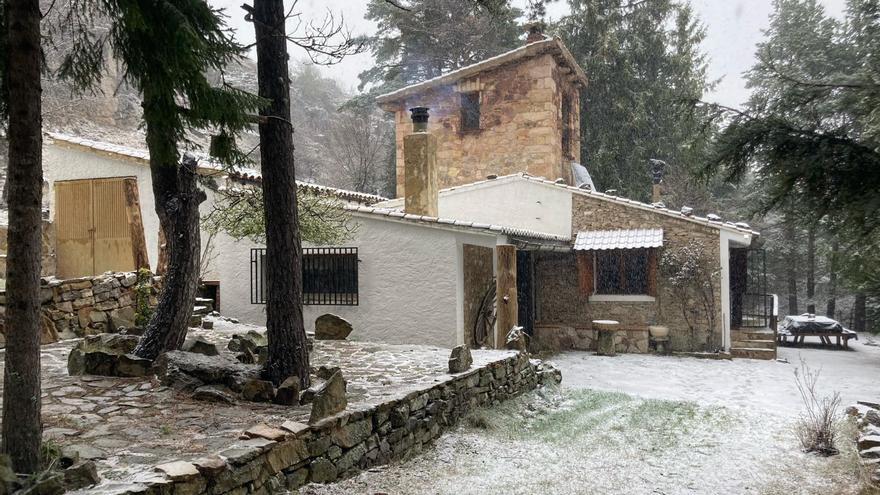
top-left (377, 173), bottom-right (759, 237)
top-left (574, 229), bottom-right (664, 251)
top-left (376, 38), bottom-right (588, 105)
top-left (46, 132), bottom-right (386, 205)
top-left (344, 205), bottom-right (570, 243)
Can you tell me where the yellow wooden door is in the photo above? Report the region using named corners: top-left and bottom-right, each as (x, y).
top-left (55, 178), bottom-right (137, 278)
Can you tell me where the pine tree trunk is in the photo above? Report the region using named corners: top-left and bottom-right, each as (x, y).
top-left (853, 292), bottom-right (866, 333)
top-left (1, 0), bottom-right (43, 473)
top-left (253, 0), bottom-right (310, 387)
top-left (806, 224), bottom-right (816, 314)
top-left (133, 89), bottom-right (205, 360)
top-left (784, 217), bottom-right (799, 315)
top-left (825, 241), bottom-right (838, 318)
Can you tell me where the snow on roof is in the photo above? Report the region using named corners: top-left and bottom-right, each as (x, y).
top-left (344, 205), bottom-right (570, 243)
top-left (376, 172), bottom-right (759, 237)
top-left (46, 132), bottom-right (386, 205)
top-left (574, 229), bottom-right (664, 251)
top-left (375, 38), bottom-right (588, 105)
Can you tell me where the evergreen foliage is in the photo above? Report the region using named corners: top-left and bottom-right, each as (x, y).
top-left (556, 0), bottom-right (716, 202)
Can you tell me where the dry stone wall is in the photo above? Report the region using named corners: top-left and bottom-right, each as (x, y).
top-left (0, 272), bottom-right (159, 342)
top-left (82, 352), bottom-right (561, 495)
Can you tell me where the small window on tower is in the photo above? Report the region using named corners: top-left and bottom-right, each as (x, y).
top-left (562, 94), bottom-right (572, 158)
top-left (460, 92), bottom-right (481, 132)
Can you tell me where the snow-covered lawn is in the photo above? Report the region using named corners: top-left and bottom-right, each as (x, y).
top-left (300, 335), bottom-right (880, 495)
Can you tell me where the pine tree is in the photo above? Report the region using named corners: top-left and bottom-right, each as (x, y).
top-left (59, 0), bottom-right (263, 360)
top-left (556, 0), bottom-right (716, 202)
top-left (1, 0), bottom-right (44, 473)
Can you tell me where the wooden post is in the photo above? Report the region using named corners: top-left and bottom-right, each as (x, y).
top-left (123, 178), bottom-right (150, 270)
top-left (495, 244), bottom-right (518, 349)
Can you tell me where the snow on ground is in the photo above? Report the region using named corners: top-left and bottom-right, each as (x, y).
top-left (299, 335), bottom-right (880, 495)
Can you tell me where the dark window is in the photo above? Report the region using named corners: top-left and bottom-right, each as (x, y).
top-left (595, 249), bottom-right (649, 295)
top-left (251, 247), bottom-right (358, 305)
top-left (562, 93), bottom-right (572, 158)
top-left (460, 92), bottom-right (481, 131)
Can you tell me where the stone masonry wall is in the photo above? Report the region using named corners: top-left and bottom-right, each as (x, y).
top-left (0, 220), bottom-right (57, 278)
top-left (89, 352), bottom-right (560, 495)
top-left (533, 194), bottom-right (724, 352)
top-left (385, 53), bottom-right (581, 198)
top-left (0, 272), bottom-right (159, 341)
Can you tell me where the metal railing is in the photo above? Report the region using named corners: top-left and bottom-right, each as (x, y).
top-left (250, 247), bottom-right (359, 306)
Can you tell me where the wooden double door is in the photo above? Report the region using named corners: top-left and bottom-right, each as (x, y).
top-left (55, 177), bottom-right (149, 278)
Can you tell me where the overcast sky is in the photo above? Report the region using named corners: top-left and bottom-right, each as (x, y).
top-left (212, 0), bottom-right (847, 109)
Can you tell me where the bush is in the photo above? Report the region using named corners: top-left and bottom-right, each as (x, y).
top-left (793, 360), bottom-right (841, 456)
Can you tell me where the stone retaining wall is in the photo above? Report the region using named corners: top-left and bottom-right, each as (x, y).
top-left (532, 324), bottom-right (649, 354)
top-left (83, 352), bottom-right (560, 495)
top-left (0, 272), bottom-right (159, 342)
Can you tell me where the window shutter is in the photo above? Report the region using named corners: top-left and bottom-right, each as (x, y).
top-left (647, 248), bottom-right (658, 297)
top-left (577, 251), bottom-right (594, 296)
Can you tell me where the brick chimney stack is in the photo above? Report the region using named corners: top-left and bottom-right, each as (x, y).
top-left (649, 159), bottom-right (667, 204)
top-left (525, 22), bottom-right (546, 44)
top-left (404, 107), bottom-right (438, 217)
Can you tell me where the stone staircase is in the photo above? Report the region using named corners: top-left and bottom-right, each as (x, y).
top-left (731, 328), bottom-right (777, 360)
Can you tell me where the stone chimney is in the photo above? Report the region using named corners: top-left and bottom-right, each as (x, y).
top-left (525, 22), bottom-right (546, 44)
top-left (404, 107), bottom-right (438, 217)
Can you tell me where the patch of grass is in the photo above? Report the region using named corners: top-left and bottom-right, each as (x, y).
top-left (462, 387), bottom-right (734, 455)
top-left (160, 424), bottom-right (173, 436)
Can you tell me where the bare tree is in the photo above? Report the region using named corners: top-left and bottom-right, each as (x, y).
top-left (327, 110), bottom-right (393, 194)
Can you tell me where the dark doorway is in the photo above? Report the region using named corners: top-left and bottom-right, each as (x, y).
top-left (517, 250), bottom-right (535, 335)
top-left (730, 247), bottom-right (769, 328)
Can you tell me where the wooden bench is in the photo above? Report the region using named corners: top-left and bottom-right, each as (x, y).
top-left (777, 330), bottom-right (857, 349)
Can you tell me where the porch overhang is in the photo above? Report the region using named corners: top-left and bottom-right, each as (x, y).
top-left (573, 228), bottom-right (664, 251)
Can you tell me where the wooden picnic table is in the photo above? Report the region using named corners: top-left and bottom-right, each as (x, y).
top-left (777, 331), bottom-right (857, 349)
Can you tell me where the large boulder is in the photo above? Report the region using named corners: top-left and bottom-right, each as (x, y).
top-left (241, 379), bottom-right (275, 402)
top-left (67, 333), bottom-right (141, 376)
top-left (154, 350), bottom-right (257, 392)
top-left (181, 337), bottom-right (219, 356)
top-left (448, 345), bottom-right (473, 373)
top-left (108, 307), bottom-right (137, 332)
top-left (274, 376), bottom-right (301, 406)
top-left (314, 314), bottom-right (353, 340)
top-left (309, 371), bottom-right (347, 423)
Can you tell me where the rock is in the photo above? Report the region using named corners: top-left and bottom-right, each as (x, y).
top-left (63, 461), bottom-right (100, 490)
top-left (192, 385), bottom-right (236, 404)
top-left (68, 350), bottom-right (117, 376)
top-left (191, 455), bottom-right (227, 476)
top-left (859, 401), bottom-right (880, 410)
top-left (108, 307), bottom-right (137, 332)
top-left (331, 418), bottom-right (371, 448)
top-left (116, 353), bottom-right (152, 377)
top-left (154, 350), bottom-right (256, 392)
top-left (448, 345), bottom-right (473, 373)
top-left (79, 333), bottom-right (141, 354)
top-left (314, 314), bottom-right (353, 340)
top-left (866, 409), bottom-right (880, 427)
top-left (235, 349), bottom-right (256, 364)
top-left (189, 315), bottom-right (203, 328)
top-left (314, 365), bottom-right (341, 380)
top-left (228, 330), bottom-right (267, 353)
top-left (309, 371), bottom-right (347, 423)
top-left (201, 319), bottom-right (214, 330)
top-left (280, 420), bottom-right (309, 436)
top-left (61, 444), bottom-right (107, 461)
top-left (861, 446), bottom-right (880, 459)
top-left (40, 312), bottom-right (60, 345)
top-left (155, 460), bottom-right (199, 481)
top-left (244, 424), bottom-right (288, 441)
top-left (274, 376), bottom-right (301, 406)
top-left (182, 337), bottom-right (219, 356)
top-left (505, 325), bottom-right (529, 352)
top-left (299, 378), bottom-right (325, 405)
top-left (241, 379), bottom-right (275, 402)
top-left (859, 435), bottom-right (880, 451)
top-left (309, 457), bottom-right (338, 483)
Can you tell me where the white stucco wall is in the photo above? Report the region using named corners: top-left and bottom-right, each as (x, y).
top-left (376, 177), bottom-right (572, 237)
top-left (43, 143), bottom-right (162, 271)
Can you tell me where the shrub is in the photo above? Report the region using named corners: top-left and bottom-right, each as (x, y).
top-left (793, 360), bottom-right (841, 456)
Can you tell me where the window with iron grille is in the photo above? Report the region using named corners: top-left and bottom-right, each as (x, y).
top-left (460, 92), bottom-right (481, 132)
top-left (595, 249), bottom-right (651, 295)
top-left (250, 247), bottom-right (358, 305)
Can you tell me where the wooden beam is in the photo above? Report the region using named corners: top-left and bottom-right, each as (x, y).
top-left (495, 244), bottom-right (518, 349)
top-left (123, 178), bottom-right (150, 271)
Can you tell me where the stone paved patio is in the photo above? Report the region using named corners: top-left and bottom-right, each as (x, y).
top-left (0, 319), bottom-right (518, 484)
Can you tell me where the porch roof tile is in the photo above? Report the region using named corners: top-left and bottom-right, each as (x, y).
top-left (573, 228), bottom-right (664, 251)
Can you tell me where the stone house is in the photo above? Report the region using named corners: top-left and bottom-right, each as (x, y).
top-left (377, 36), bottom-right (588, 198)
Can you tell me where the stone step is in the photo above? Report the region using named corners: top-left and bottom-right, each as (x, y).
top-left (731, 339), bottom-right (776, 350)
top-left (731, 347), bottom-right (776, 360)
top-left (731, 329), bottom-right (775, 341)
